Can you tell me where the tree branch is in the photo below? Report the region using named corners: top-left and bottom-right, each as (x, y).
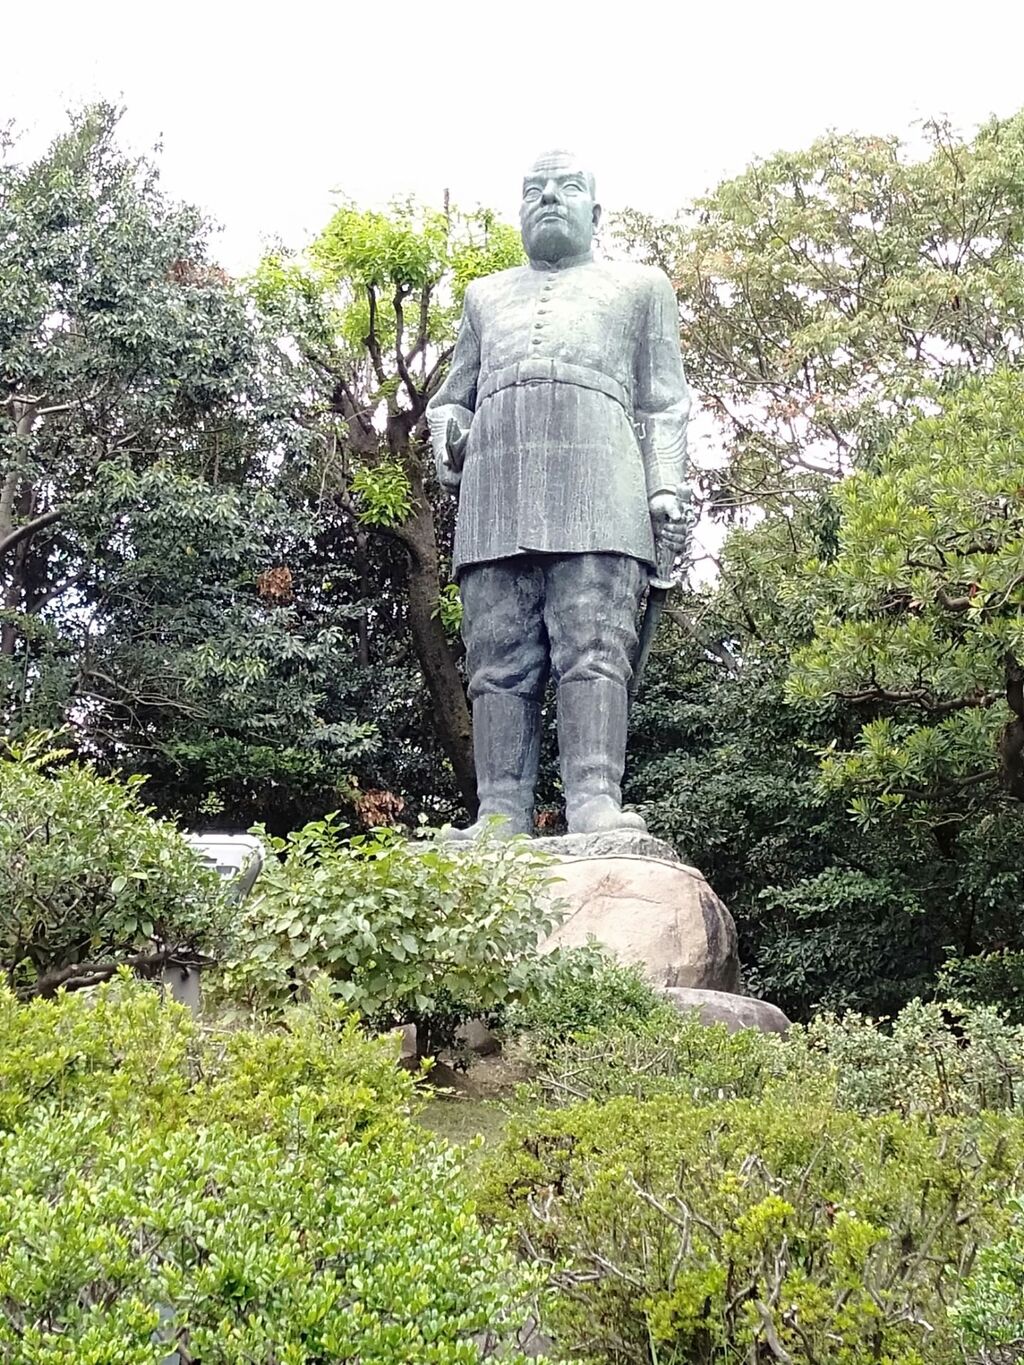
top-left (31, 947), bottom-right (217, 998)
top-left (393, 284), bottom-right (424, 417)
top-left (0, 507), bottom-right (62, 561)
top-left (837, 684), bottom-right (999, 715)
top-left (363, 284), bottom-right (388, 387)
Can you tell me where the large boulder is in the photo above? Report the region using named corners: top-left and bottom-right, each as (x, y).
top-left (662, 987), bottom-right (791, 1035)
top-left (535, 832), bottom-right (740, 993)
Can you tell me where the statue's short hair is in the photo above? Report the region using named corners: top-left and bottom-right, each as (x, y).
top-left (524, 149), bottom-right (596, 199)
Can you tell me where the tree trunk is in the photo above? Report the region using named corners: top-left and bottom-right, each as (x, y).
top-left (400, 487), bottom-right (476, 817)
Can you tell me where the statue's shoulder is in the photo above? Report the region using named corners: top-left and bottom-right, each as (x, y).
top-left (595, 259), bottom-right (672, 296)
top-left (465, 265), bottom-right (529, 308)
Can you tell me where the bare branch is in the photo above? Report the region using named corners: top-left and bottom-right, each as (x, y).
top-left (393, 284), bottom-right (424, 417)
top-left (31, 947), bottom-right (216, 998)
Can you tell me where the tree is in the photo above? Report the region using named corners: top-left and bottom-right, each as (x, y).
top-left (0, 105), bottom-right (382, 829)
top-left (252, 202), bottom-right (524, 815)
top-left (627, 608), bottom-right (996, 1017)
top-left (614, 112), bottom-right (1024, 1013)
top-left (788, 370), bottom-right (1024, 819)
top-left (617, 113), bottom-right (1024, 519)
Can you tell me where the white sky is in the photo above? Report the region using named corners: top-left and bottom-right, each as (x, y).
top-left (8, 0), bottom-right (1024, 273)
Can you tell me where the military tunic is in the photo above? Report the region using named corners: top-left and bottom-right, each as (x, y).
top-left (427, 253), bottom-right (691, 576)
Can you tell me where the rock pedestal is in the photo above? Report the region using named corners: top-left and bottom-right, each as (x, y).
top-left (534, 831), bottom-right (740, 994)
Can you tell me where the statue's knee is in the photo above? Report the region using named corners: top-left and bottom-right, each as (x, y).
top-left (554, 650), bottom-right (628, 688)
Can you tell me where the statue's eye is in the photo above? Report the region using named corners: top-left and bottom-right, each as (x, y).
top-left (563, 180), bottom-right (585, 194)
top-left (523, 186), bottom-right (542, 201)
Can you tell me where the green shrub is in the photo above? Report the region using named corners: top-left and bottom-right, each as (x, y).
top-left (0, 736), bottom-right (231, 996)
top-left (950, 1195), bottom-right (1024, 1363)
top-left (785, 998), bottom-right (1024, 1118)
top-left (216, 819), bottom-right (562, 1056)
top-left (482, 1093), bottom-right (1024, 1364)
top-left (534, 1016), bottom-right (790, 1109)
top-left (0, 978), bottom-right (544, 1363)
top-left (520, 993), bottom-right (1024, 1120)
top-left (504, 944), bottom-right (672, 1047)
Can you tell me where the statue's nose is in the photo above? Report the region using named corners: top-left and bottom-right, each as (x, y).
top-left (540, 179), bottom-right (561, 205)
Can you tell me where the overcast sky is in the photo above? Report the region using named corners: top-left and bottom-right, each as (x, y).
top-left (8, 0), bottom-right (1024, 272)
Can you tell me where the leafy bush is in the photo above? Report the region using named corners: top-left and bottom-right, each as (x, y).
top-left (0, 977), bottom-right (543, 1363)
top-left (785, 998), bottom-right (1024, 1118)
top-left (522, 993), bottom-right (1024, 1120)
top-left (216, 819), bottom-right (562, 1056)
top-left (951, 1196), bottom-right (1024, 1363)
top-left (526, 1012), bottom-right (790, 1109)
top-left (482, 1092), bottom-right (1024, 1364)
top-left (0, 737), bottom-right (231, 996)
top-left (504, 944), bottom-right (672, 1046)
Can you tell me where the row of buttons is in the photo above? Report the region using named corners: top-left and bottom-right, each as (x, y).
top-left (532, 279), bottom-right (556, 346)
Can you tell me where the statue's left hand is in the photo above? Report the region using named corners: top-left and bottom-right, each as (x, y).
top-left (649, 490), bottom-right (693, 552)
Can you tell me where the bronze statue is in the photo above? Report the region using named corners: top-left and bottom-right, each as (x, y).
top-left (428, 150), bottom-right (691, 838)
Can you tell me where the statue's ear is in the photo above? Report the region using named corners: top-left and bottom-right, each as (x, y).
top-left (592, 202), bottom-right (603, 230)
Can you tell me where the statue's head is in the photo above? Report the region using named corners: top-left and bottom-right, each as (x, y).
top-left (520, 150), bottom-right (600, 265)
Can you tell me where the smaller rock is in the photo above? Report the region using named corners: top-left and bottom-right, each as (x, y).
top-left (662, 987), bottom-right (791, 1036)
top-left (396, 1022), bottom-right (418, 1061)
top-left (456, 1019), bottom-right (501, 1057)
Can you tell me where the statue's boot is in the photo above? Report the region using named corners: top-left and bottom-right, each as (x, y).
top-left (446, 694), bottom-right (540, 841)
top-left (558, 678), bottom-right (647, 835)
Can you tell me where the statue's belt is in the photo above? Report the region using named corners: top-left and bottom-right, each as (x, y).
top-left (476, 360), bottom-right (630, 414)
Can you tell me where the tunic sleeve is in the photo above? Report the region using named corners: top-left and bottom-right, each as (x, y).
top-left (426, 288), bottom-right (480, 485)
top-left (634, 271), bottom-right (691, 499)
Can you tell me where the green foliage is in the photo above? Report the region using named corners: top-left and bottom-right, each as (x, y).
top-left (448, 211), bottom-right (526, 305)
top-left (0, 739), bottom-right (230, 993)
top-left (0, 105), bottom-right (386, 832)
top-left (524, 1011), bottom-right (789, 1111)
top-left (433, 582), bottom-right (463, 636)
top-left (786, 998), bottom-right (1024, 1119)
top-left (505, 944), bottom-right (673, 1046)
top-left (618, 114), bottom-right (1024, 501)
top-left (251, 195), bottom-right (523, 820)
top-left (788, 371), bottom-right (1024, 814)
top-left (216, 820), bottom-right (562, 1055)
top-left (517, 987), bottom-right (1024, 1123)
top-left (619, 118), bottom-right (1024, 1017)
top-left (0, 978), bottom-right (542, 1363)
top-left (312, 201), bottom-right (451, 292)
top-left (483, 1089), bottom-right (1023, 1364)
top-left (628, 617), bottom-right (995, 1018)
top-left (950, 1196), bottom-right (1024, 1362)
top-left (350, 459), bottom-right (414, 527)
top-left (937, 950), bottom-right (1024, 1023)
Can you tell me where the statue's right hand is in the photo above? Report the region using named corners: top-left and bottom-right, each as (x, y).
top-left (446, 416), bottom-right (469, 465)
top-left (438, 415), bottom-right (469, 490)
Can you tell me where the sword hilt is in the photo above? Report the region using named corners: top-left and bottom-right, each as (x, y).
top-left (649, 492), bottom-right (694, 591)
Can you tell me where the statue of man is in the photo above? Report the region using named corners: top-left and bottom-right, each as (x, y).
top-left (427, 150), bottom-right (691, 838)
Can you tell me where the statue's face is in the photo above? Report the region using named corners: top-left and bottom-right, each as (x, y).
top-left (520, 159), bottom-right (600, 264)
